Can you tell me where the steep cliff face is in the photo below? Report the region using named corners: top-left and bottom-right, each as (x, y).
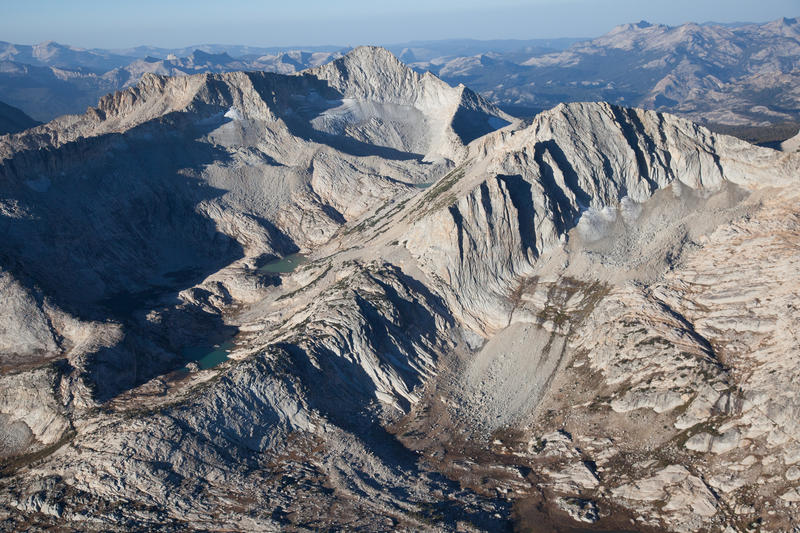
top-left (388, 103), bottom-right (800, 531)
top-left (401, 102), bottom-right (793, 332)
top-left (1, 51), bottom-right (800, 531)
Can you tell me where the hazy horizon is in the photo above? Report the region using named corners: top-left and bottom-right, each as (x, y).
top-left (1, 0), bottom-right (797, 49)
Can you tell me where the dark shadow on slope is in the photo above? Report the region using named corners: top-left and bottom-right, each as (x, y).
top-left (496, 174), bottom-right (540, 257)
top-left (479, 181), bottom-right (494, 218)
top-left (372, 265), bottom-right (454, 328)
top-left (318, 203), bottom-right (347, 225)
top-left (538, 140), bottom-right (592, 208)
top-left (301, 125), bottom-right (426, 162)
top-left (609, 105), bottom-right (660, 195)
top-left (271, 341), bottom-right (511, 530)
top-left (448, 205), bottom-right (466, 263)
top-left (452, 106), bottom-right (509, 145)
top-left (530, 143), bottom-right (582, 234)
top-left (239, 213), bottom-right (303, 266)
top-left (452, 88), bottom-right (511, 145)
top-left (0, 100), bottom-right (41, 134)
top-left (0, 108), bottom-right (289, 400)
top-left (0, 110), bottom-right (244, 320)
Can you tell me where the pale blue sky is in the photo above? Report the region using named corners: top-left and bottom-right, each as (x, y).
top-left (1, 0), bottom-right (798, 48)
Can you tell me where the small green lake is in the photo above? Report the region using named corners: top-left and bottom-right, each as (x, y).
top-left (259, 253), bottom-right (307, 274)
top-left (413, 182), bottom-right (433, 189)
top-left (182, 341), bottom-right (234, 370)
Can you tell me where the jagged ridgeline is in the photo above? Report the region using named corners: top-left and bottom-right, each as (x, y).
top-left (1, 47), bottom-right (799, 532)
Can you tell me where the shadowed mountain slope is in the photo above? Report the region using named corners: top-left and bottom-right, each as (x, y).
top-left (0, 100), bottom-right (39, 134)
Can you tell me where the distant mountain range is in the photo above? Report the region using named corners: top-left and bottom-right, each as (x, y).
top-left (0, 44), bottom-right (352, 121)
top-left (412, 17), bottom-right (800, 127)
top-left (0, 18), bottom-right (798, 129)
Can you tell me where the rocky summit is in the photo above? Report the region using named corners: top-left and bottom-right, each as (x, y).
top-left (1, 46), bottom-right (799, 532)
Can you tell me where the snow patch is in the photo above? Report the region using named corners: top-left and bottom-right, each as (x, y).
top-left (575, 205), bottom-right (617, 242)
top-left (224, 107), bottom-right (243, 121)
top-left (575, 197), bottom-right (642, 241)
top-left (620, 196), bottom-right (642, 225)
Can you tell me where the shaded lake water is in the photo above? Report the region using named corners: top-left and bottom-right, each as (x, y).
top-left (258, 253), bottom-right (307, 273)
top-left (182, 341), bottom-right (235, 370)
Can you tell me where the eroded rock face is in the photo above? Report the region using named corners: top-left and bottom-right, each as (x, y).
top-left (0, 366), bottom-right (70, 454)
top-left (1, 50), bottom-right (799, 532)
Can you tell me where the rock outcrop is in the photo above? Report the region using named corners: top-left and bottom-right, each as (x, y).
top-left (782, 129), bottom-right (800, 152)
